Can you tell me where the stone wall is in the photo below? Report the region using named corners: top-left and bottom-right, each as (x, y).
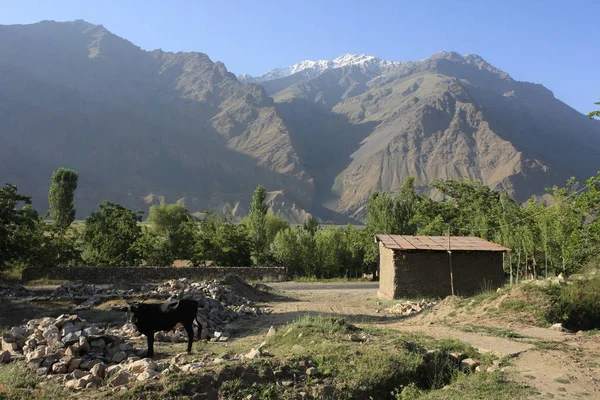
top-left (378, 250), bottom-right (504, 299)
top-left (21, 266), bottom-right (286, 284)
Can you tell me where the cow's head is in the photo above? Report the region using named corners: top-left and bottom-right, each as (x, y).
top-left (125, 296), bottom-right (149, 324)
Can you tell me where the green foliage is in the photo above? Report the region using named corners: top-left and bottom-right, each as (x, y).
top-left (48, 167), bottom-right (78, 234)
top-left (247, 185), bottom-right (269, 265)
top-left (588, 99), bottom-right (600, 119)
top-left (144, 203), bottom-right (196, 261)
top-left (545, 277), bottom-right (600, 331)
top-left (265, 212), bottom-right (289, 243)
top-left (147, 203), bottom-right (191, 236)
top-left (271, 225), bottom-right (368, 278)
top-left (81, 201), bottom-right (142, 266)
top-left (192, 212), bottom-right (251, 266)
top-left (302, 215), bottom-right (319, 235)
top-left (0, 184), bottom-right (72, 269)
top-left (133, 227), bottom-right (177, 266)
top-left (0, 363), bottom-right (65, 399)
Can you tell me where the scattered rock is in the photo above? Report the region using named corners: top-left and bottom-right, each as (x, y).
top-left (108, 370), bottom-right (132, 387)
top-left (90, 363), bottom-right (105, 379)
top-left (306, 367), bottom-right (317, 376)
top-left (244, 348), bottom-right (261, 360)
top-left (550, 323), bottom-right (571, 333)
top-left (0, 350), bottom-right (12, 363)
top-left (384, 300), bottom-right (437, 316)
top-left (136, 370), bottom-right (159, 381)
top-left (126, 359), bottom-right (157, 374)
top-left (460, 358), bottom-right (480, 370)
top-left (349, 334), bottom-right (365, 342)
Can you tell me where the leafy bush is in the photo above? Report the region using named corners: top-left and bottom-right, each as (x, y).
top-left (545, 278), bottom-right (600, 331)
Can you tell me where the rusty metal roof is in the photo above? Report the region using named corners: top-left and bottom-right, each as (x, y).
top-left (375, 234), bottom-right (511, 252)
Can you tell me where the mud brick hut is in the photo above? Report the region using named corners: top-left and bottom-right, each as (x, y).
top-left (375, 235), bottom-right (510, 299)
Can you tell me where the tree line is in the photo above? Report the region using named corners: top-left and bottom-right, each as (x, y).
top-left (1, 167), bottom-right (599, 280)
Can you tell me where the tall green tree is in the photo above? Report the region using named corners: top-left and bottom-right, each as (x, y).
top-left (588, 99), bottom-right (600, 119)
top-left (247, 185), bottom-right (269, 265)
top-left (393, 176), bottom-right (419, 235)
top-left (0, 184), bottom-right (37, 268)
top-left (146, 203), bottom-right (196, 260)
top-left (81, 201), bottom-right (142, 266)
top-left (48, 167), bottom-right (78, 234)
top-left (192, 212), bottom-right (251, 266)
top-left (303, 216), bottom-right (319, 235)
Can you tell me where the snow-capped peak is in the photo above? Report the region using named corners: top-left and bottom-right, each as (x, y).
top-left (239, 53), bottom-right (402, 83)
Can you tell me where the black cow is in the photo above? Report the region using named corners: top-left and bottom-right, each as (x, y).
top-left (128, 298), bottom-right (202, 357)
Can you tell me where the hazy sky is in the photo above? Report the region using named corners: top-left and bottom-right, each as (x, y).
top-left (1, 0), bottom-right (598, 114)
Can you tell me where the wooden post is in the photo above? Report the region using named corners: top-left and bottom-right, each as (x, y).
top-left (447, 225), bottom-right (455, 296)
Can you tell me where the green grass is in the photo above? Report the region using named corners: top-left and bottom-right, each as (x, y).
top-left (411, 371), bottom-right (534, 400)
top-left (110, 315), bottom-right (528, 400)
top-left (0, 363), bottom-right (65, 399)
top-left (555, 377), bottom-right (571, 384)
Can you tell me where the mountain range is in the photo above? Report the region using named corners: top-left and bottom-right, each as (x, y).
top-left (1, 20), bottom-right (599, 223)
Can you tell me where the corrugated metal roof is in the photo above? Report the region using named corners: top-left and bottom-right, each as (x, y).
top-left (375, 234), bottom-right (511, 252)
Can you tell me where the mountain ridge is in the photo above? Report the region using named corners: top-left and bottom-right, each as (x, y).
top-left (1, 20), bottom-right (598, 223)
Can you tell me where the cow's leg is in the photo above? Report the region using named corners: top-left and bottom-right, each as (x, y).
top-left (146, 331), bottom-right (155, 358)
top-left (184, 323), bottom-right (194, 354)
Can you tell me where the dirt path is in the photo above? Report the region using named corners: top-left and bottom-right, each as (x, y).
top-left (265, 282), bottom-right (600, 399)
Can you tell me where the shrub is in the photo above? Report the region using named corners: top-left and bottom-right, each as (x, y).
top-left (545, 278), bottom-right (600, 331)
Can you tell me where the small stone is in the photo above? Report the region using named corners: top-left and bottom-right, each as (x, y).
top-left (108, 370), bottom-right (132, 387)
top-left (90, 339), bottom-right (106, 349)
top-left (306, 367), bottom-right (317, 376)
top-left (68, 358), bottom-right (84, 372)
top-left (1, 340), bottom-right (18, 352)
top-left (349, 334), bottom-right (365, 342)
top-left (71, 369), bottom-right (89, 379)
top-left (81, 359), bottom-right (102, 371)
top-left (136, 370), bottom-right (159, 381)
top-left (487, 366), bottom-right (499, 372)
top-left (475, 365), bottom-right (484, 372)
top-left (51, 362), bottom-right (68, 374)
top-left (105, 365), bottom-right (122, 379)
top-left (112, 351), bottom-right (127, 363)
top-left (63, 332), bottom-right (82, 345)
top-left (79, 337), bottom-right (90, 353)
top-left (126, 358), bottom-right (157, 374)
top-left (90, 363), bottom-right (105, 378)
top-left (65, 377), bottom-right (86, 390)
top-left (281, 380), bottom-right (293, 387)
top-left (244, 349), bottom-right (261, 359)
top-left (460, 358), bottom-right (480, 370)
top-left (0, 350), bottom-right (12, 363)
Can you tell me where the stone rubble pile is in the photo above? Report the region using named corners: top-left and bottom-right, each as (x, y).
top-left (51, 283), bottom-right (101, 299)
top-left (0, 283), bottom-right (30, 298)
top-left (124, 278), bottom-right (267, 342)
top-left (384, 300), bottom-right (437, 316)
top-left (0, 314), bottom-right (168, 390)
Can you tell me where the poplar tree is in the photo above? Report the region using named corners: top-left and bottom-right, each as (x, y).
top-left (48, 167), bottom-right (78, 234)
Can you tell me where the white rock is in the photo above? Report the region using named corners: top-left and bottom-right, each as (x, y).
top-left (136, 370), bottom-right (159, 381)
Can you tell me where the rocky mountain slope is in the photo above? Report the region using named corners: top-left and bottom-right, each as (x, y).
top-left (265, 52), bottom-right (600, 219)
top-left (1, 20), bottom-right (598, 222)
top-left (0, 20), bottom-right (321, 222)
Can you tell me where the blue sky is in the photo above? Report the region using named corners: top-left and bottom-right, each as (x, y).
top-left (1, 0), bottom-right (598, 114)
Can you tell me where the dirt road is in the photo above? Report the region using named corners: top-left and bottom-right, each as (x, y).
top-left (264, 281), bottom-right (600, 399)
